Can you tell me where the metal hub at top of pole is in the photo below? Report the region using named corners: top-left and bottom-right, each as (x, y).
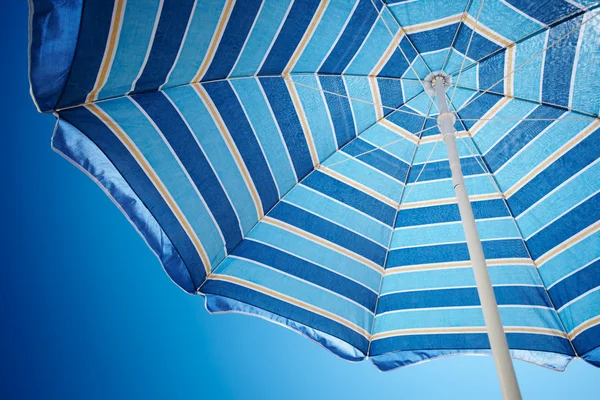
top-left (431, 72), bottom-right (522, 400)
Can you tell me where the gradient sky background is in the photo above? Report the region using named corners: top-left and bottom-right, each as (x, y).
top-left (2, 2), bottom-right (599, 399)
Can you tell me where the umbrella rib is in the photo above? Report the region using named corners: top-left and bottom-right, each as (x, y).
top-left (455, 9), bottom-right (600, 114)
top-left (448, 0), bottom-right (486, 107)
top-left (440, 0), bottom-right (474, 73)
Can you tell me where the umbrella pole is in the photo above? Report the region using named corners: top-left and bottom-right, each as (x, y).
top-left (432, 76), bottom-right (522, 400)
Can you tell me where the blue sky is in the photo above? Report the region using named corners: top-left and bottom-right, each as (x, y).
top-left (2, 2), bottom-right (599, 399)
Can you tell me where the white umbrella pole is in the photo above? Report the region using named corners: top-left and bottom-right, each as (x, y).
top-left (432, 76), bottom-right (522, 400)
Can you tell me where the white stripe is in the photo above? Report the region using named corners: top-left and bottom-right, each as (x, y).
top-left (538, 30), bottom-right (550, 102)
top-left (395, 216), bottom-right (513, 231)
top-left (568, 16), bottom-right (587, 109)
top-left (499, 0), bottom-right (547, 27)
top-left (389, 236), bottom-right (522, 251)
top-left (381, 283), bottom-right (544, 297)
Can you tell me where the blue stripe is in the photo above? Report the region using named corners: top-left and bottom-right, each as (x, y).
top-left (549, 259), bottom-right (600, 310)
top-left (203, 81), bottom-right (279, 212)
top-left (378, 47), bottom-right (410, 78)
top-left (505, 0), bottom-right (580, 25)
top-left (132, 92), bottom-right (243, 252)
top-left (508, 127), bottom-right (600, 216)
top-left (57, 0), bottom-right (115, 108)
top-left (302, 170), bottom-right (397, 226)
top-left (407, 156), bottom-right (485, 183)
top-left (318, 76), bottom-right (356, 146)
top-left (527, 192), bottom-right (600, 259)
top-left (259, 77), bottom-right (313, 179)
top-left (572, 322), bottom-right (600, 356)
top-left (542, 15), bottom-right (583, 107)
top-left (395, 199), bottom-right (510, 227)
top-left (457, 93), bottom-right (504, 131)
top-left (259, 0), bottom-right (321, 74)
top-left (387, 239), bottom-right (529, 267)
top-left (408, 23), bottom-right (458, 54)
top-left (203, 0), bottom-right (262, 81)
top-left (371, 332), bottom-right (575, 357)
top-left (386, 108), bottom-right (427, 133)
top-left (378, 286), bottom-right (552, 313)
top-left (232, 239), bottom-right (377, 311)
top-left (343, 139), bottom-right (410, 182)
top-left (377, 78), bottom-right (404, 109)
top-left (454, 24), bottom-right (502, 62)
top-left (133, 0), bottom-right (195, 93)
top-left (60, 106), bottom-right (206, 287)
top-left (478, 51), bottom-right (505, 94)
top-left (319, 0), bottom-right (378, 74)
top-left (270, 201), bottom-right (387, 266)
top-left (201, 279), bottom-right (370, 352)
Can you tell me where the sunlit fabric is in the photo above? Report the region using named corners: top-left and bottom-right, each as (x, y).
top-left (29, 0), bottom-right (600, 370)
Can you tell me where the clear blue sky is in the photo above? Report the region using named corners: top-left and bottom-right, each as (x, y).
top-left (1, 2), bottom-right (598, 399)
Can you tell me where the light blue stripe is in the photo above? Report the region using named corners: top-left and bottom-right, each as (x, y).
top-left (513, 31), bottom-right (546, 101)
top-left (166, 85), bottom-right (257, 234)
top-left (538, 231), bottom-right (600, 285)
top-left (404, 91), bottom-right (431, 116)
top-left (230, 0), bottom-right (292, 77)
top-left (98, 0), bottom-right (162, 99)
top-left (559, 287), bottom-right (600, 332)
top-left (230, 78), bottom-right (297, 195)
top-left (392, 217), bottom-right (519, 248)
top-left (248, 222), bottom-right (382, 291)
top-left (328, 159), bottom-right (404, 201)
top-left (98, 98), bottom-right (226, 265)
top-left (292, 76), bottom-right (338, 159)
top-left (217, 257), bottom-right (373, 330)
top-left (292, 1), bottom-right (358, 73)
top-left (387, 0), bottom-right (466, 27)
top-left (517, 160), bottom-right (600, 238)
top-left (380, 265), bottom-right (543, 294)
top-left (343, 76), bottom-right (378, 133)
top-left (402, 175), bottom-right (497, 204)
top-left (164, 0), bottom-right (224, 87)
top-left (373, 307), bottom-right (564, 333)
top-left (287, 184), bottom-right (391, 246)
top-left (359, 123), bottom-right (416, 163)
top-left (495, 116), bottom-right (588, 189)
top-left (571, 18), bottom-right (600, 115)
top-left (468, 0), bottom-right (542, 43)
top-left (402, 80), bottom-right (425, 101)
top-left (421, 49), bottom-right (450, 73)
top-left (345, 18), bottom-right (392, 75)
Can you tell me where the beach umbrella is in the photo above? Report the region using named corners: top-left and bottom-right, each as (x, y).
top-left (29, 0), bottom-right (600, 397)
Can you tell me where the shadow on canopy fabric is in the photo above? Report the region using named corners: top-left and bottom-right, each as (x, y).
top-left (29, 0), bottom-right (600, 371)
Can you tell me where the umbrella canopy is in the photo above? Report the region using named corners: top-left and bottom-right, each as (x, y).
top-left (29, 0), bottom-right (600, 373)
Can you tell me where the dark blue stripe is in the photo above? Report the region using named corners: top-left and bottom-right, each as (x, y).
top-left (457, 93), bottom-right (503, 131)
top-left (319, 76), bottom-right (356, 146)
top-left (527, 192), bottom-right (600, 259)
top-left (203, 81), bottom-right (279, 212)
top-left (549, 259), bottom-right (600, 310)
top-left (387, 239), bottom-right (529, 268)
top-left (542, 15), bottom-right (583, 107)
top-left (508, 127), bottom-right (600, 216)
top-left (395, 199), bottom-right (510, 227)
top-left (505, 0), bottom-right (579, 25)
top-left (132, 92), bottom-right (243, 252)
top-left (377, 286), bottom-right (552, 314)
top-left (407, 156), bottom-right (485, 183)
top-left (133, 0), bottom-right (195, 93)
top-left (232, 239), bottom-right (377, 311)
top-left (259, 0), bottom-right (321, 74)
top-left (343, 139), bottom-right (410, 182)
top-left (57, 0), bottom-right (115, 108)
top-left (408, 23), bottom-right (458, 53)
top-left (302, 170), bottom-right (397, 226)
top-left (203, 0), bottom-right (262, 81)
top-left (573, 323), bottom-right (600, 357)
top-left (379, 37), bottom-right (417, 78)
top-left (370, 332), bottom-right (575, 357)
top-left (454, 24), bottom-right (501, 62)
top-left (377, 78), bottom-right (404, 109)
top-left (386, 108), bottom-right (427, 133)
top-left (478, 50), bottom-right (505, 94)
top-left (60, 106), bottom-right (206, 287)
top-left (485, 106), bottom-right (565, 172)
top-left (270, 201), bottom-right (387, 266)
top-left (259, 77), bottom-right (314, 179)
top-left (201, 279), bottom-right (370, 353)
top-left (319, 0), bottom-right (378, 74)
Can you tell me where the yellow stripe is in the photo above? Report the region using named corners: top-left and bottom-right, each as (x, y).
top-left (369, 77), bottom-right (384, 120)
top-left (536, 221), bottom-right (600, 267)
top-left (384, 258), bottom-right (534, 275)
top-left (319, 166), bottom-right (398, 207)
top-left (262, 216), bottom-right (384, 273)
top-left (370, 30), bottom-right (404, 76)
top-left (504, 45), bottom-right (516, 98)
top-left (399, 193), bottom-right (503, 210)
top-left (192, 1), bottom-right (234, 83)
top-left (209, 273), bottom-right (371, 337)
top-left (505, 119), bottom-right (600, 198)
top-left (285, 78), bottom-right (320, 166)
top-left (283, 0), bottom-right (329, 75)
top-left (468, 96), bottom-right (511, 135)
top-left (463, 13), bottom-right (511, 47)
top-left (86, 103), bottom-right (211, 275)
top-left (403, 13), bottom-right (463, 34)
top-left (86, 0), bottom-right (127, 103)
top-left (380, 119), bottom-right (420, 144)
top-left (569, 315), bottom-right (600, 339)
top-left (193, 84), bottom-right (264, 218)
top-left (372, 326), bottom-right (567, 341)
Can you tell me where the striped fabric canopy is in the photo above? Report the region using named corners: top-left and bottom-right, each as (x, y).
top-left (30, 0), bottom-right (600, 371)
